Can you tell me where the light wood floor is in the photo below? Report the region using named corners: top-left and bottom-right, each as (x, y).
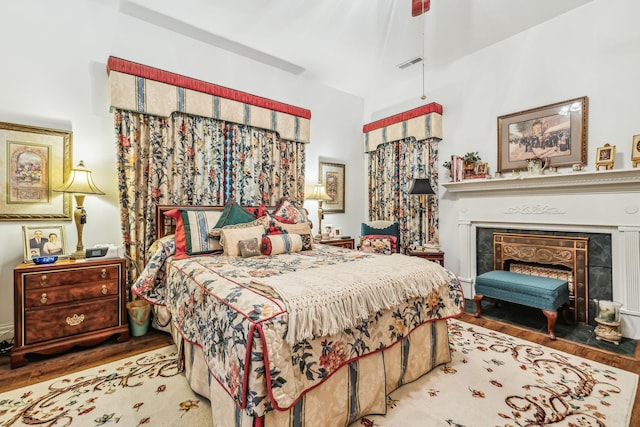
top-left (1, 314), bottom-right (638, 424)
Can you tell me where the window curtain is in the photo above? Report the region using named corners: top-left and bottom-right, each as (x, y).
top-left (367, 137), bottom-right (439, 251)
top-left (113, 109), bottom-right (305, 275)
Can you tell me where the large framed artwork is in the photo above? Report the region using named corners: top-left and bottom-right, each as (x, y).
top-left (497, 96), bottom-right (588, 173)
top-left (0, 122), bottom-right (72, 220)
top-left (319, 161), bottom-right (345, 213)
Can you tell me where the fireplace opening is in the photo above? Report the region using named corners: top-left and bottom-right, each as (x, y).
top-left (476, 228), bottom-right (613, 326)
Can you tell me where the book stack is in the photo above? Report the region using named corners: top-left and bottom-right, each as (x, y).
top-left (450, 155), bottom-right (464, 182)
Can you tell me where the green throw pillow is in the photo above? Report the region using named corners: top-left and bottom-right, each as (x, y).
top-left (213, 201), bottom-right (257, 229)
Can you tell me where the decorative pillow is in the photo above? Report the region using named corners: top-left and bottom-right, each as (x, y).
top-left (213, 201), bottom-right (257, 230)
top-left (271, 198), bottom-right (307, 224)
top-left (181, 210), bottom-right (224, 255)
top-left (361, 222), bottom-right (400, 253)
top-left (239, 237), bottom-right (262, 258)
top-left (245, 204), bottom-right (270, 218)
top-left (271, 220), bottom-right (314, 250)
top-left (359, 235), bottom-right (393, 255)
top-left (209, 215), bottom-right (271, 238)
top-left (361, 234), bottom-right (398, 253)
top-left (220, 225), bottom-right (266, 257)
top-left (261, 233), bottom-right (303, 256)
top-left (163, 209), bottom-right (188, 259)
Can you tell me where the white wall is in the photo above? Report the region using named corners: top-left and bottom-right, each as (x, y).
top-left (0, 0), bottom-right (365, 336)
top-left (365, 0), bottom-right (640, 277)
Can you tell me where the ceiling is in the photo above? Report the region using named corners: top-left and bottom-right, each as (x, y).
top-left (119, 0), bottom-right (592, 99)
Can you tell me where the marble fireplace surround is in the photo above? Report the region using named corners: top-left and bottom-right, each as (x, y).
top-left (442, 169), bottom-right (640, 339)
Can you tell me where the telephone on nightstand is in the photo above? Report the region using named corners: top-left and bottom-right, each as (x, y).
top-left (86, 244), bottom-right (123, 259)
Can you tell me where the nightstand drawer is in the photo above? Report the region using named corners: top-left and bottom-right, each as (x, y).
top-left (23, 264), bottom-right (121, 289)
top-left (25, 297), bottom-right (120, 344)
top-left (24, 281), bottom-right (120, 308)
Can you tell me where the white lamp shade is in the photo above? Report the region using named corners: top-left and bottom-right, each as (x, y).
top-left (54, 160), bottom-right (105, 195)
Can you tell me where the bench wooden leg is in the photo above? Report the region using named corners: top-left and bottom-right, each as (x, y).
top-left (542, 310), bottom-right (558, 340)
top-left (474, 294), bottom-right (484, 318)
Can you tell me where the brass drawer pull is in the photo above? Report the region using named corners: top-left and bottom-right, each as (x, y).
top-left (40, 293), bottom-right (48, 305)
top-left (100, 269), bottom-right (107, 279)
top-left (66, 314), bottom-right (85, 326)
top-left (40, 275), bottom-right (48, 286)
top-left (101, 284), bottom-right (108, 295)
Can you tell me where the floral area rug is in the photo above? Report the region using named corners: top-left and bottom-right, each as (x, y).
top-left (0, 320), bottom-right (637, 427)
top-left (355, 320), bottom-right (638, 427)
top-left (0, 345), bottom-right (212, 427)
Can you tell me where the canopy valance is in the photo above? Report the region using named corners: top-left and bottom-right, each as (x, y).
top-left (106, 57), bottom-right (311, 143)
top-left (362, 103), bottom-right (443, 152)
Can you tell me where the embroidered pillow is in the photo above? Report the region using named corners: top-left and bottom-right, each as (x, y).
top-left (181, 210), bottom-right (224, 255)
top-left (271, 198), bottom-right (307, 224)
top-left (361, 222), bottom-right (400, 253)
top-left (261, 233), bottom-right (303, 255)
top-left (359, 235), bottom-right (393, 255)
top-left (220, 225), bottom-right (267, 257)
top-left (361, 234), bottom-right (398, 253)
top-left (271, 219), bottom-right (314, 250)
top-left (239, 237), bottom-right (262, 258)
top-left (209, 215), bottom-right (271, 238)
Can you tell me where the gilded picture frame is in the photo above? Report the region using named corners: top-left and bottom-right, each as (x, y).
top-left (1, 122), bottom-right (72, 220)
top-left (22, 224), bottom-right (67, 262)
top-left (632, 134), bottom-right (640, 168)
top-left (319, 161), bottom-right (345, 213)
top-left (497, 96), bottom-right (588, 173)
top-left (595, 143), bottom-right (616, 171)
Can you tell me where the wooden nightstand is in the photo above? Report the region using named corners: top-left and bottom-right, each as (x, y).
top-left (318, 238), bottom-right (355, 249)
top-left (408, 249), bottom-right (445, 266)
top-left (11, 258), bottom-right (130, 368)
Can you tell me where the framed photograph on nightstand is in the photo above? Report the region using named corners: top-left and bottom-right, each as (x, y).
top-left (632, 134), bottom-right (640, 167)
top-left (22, 224), bottom-right (67, 262)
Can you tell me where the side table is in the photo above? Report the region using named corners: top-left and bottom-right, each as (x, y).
top-left (317, 238), bottom-right (355, 250)
top-left (407, 249), bottom-right (445, 266)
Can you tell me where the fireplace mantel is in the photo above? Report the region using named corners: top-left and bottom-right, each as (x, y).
top-left (441, 169), bottom-right (640, 195)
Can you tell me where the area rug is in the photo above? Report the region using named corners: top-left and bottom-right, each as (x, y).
top-left (0, 320), bottom-right (637, 427)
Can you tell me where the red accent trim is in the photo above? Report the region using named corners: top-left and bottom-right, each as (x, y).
top-left (362, 102), bottom-right (443, 133)
top-left (107, 56), bottom-right (312, 119)
top-left (412, 0), bottom-right (431, 17)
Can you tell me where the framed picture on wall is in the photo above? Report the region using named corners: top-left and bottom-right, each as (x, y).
top-left (319, 161), bottom-right (345, 213)
top-left (497, 96), bottom-right (588, 173)
top-left (0, 121), bottom-right (72, 220)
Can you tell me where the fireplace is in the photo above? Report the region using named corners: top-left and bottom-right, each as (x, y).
top-left (480, 231), bottom-right (593, 323)
top-left (442, 169), bottom-right (640, 338)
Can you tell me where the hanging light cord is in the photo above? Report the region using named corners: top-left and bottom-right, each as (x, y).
top-left (421, 1), bottom-right (426, 100)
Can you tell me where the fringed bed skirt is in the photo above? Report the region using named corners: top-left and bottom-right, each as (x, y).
top-left (175, 319), bottom-right (451, 427)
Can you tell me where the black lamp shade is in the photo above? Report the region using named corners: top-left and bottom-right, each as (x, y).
top-left (408, 178), bottom-right (435, 195)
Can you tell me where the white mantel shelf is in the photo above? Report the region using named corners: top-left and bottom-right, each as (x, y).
top-left (441, 169), bottom-right (640, 195)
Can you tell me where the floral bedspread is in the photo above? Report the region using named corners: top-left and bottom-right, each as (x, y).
top-left (132, 237), bottom-right (464, 416)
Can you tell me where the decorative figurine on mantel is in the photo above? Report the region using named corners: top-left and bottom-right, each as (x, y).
top-left (593, 299), bottom-right (622, 345)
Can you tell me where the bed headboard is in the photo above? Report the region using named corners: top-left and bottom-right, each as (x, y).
top-left (155, 205), bottom-right (224, 239)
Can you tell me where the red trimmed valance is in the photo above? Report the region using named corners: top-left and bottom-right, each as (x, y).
top-left (362, 103), bottom-right (442, 133)
top-left (107, 57), bottom-right (311, 119)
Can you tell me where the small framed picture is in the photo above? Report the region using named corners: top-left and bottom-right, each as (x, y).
top-left (334, 227), bottom-right (342, 238)
top-left (22, 225), bottom-right (67, 262)
top-left (475, 162), bottom-right (488, 175)
top-left (632, 134), bottom-right (640, 168)
top-left (323, 224), bottom-right (334, 240)
top-left (595, 143), bottom-right (616, 171)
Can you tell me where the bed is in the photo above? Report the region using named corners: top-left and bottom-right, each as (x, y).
top-left (132, 203), bottom-right (464, 426)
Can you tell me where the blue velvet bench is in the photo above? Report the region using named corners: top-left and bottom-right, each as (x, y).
top-left (474, 270), bottom-right (569, 340)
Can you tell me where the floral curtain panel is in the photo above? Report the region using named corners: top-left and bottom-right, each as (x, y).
top-left (367, 137), bottom-right (439, 251)
top-left (114, 109), bottom-right (305, 274)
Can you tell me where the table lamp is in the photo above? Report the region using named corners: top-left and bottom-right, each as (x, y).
top-left (408, 178), bottom-right (435, 249)
top-left (307, 183), bottom-right (331, 238)
top-left (54, 160), bottom-right (105, 258)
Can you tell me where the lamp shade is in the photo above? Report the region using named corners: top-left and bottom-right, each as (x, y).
top-left (408, 178), bottom-right (435, 195)
top-left (307, 183), bottom-right (331, 201)
top-left (54, 160), bottom-right (105, 195)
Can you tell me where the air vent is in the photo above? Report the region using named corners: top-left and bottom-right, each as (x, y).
top-left (397, 57), bottom-right (423, 69)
